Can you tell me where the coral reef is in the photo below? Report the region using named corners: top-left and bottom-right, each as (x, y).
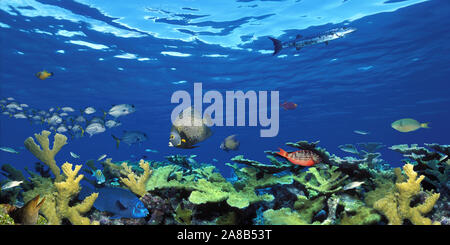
top-left (292, 166), bottom-right (348, 198)
top-left (373, 163), bottom-right (440, 225)
top-left (2, 133), bottom-right (447, 226)
top-left (120, 159), bottom-right (151, 197)
top-left (24, 163), bottom-right (99, 225)
top-left (24, 130), bottom-right (67, 181)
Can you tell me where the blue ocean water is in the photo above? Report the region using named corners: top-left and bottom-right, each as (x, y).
top-left (0, 0), bottom-right (449, 179)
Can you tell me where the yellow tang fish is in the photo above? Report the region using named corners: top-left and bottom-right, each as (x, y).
top-left (35, 70), bottom-right (53, 80)
top-left (391, 118), bottom-right (430, 132)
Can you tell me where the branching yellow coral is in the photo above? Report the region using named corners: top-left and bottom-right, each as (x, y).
top-left (38, 163), bottom-right (99, 225)
top-left (120, 159), bottom-right (152, 197)
top-left (24, 130), bottom-right (67, 182)
top-left (373, 163), bottom-right (440, 225)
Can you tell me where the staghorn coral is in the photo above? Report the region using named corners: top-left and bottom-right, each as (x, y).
top-left (373, 163), bottom-right (440, 225)
top-left (24, 130), bottom-right (67, 182)
top-left (24, 163), bottom-right (99, 225)
top-left (120, 159), bottom-right (152, 197)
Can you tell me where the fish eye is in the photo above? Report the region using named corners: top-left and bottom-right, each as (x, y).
top-left (170, 135), bottom-right (174, 139)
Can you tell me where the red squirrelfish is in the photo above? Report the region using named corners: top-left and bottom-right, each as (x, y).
top-left (281, 102), bottom-right (298, 110)
top-left (277, 148), bottom-right (321, 166)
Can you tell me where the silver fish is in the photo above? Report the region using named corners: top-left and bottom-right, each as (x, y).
top-left (13, 112), bottom-right (27, 119)
top-left (70, 152), bottom-right (80, 159)
top-left (56, 125), bottom-right (68, 133)
top-left (0, 147), bottom-right (19, 154)
top-left (269, 27), bottom-right (357, 55)
top-left (343, 181), bottom-right (365, 190)
top-left (353, 130), bottom-right (370, 135)
top-left (46, 114), bottom-right (62, 125)
top-left (60, 107), bottom-right (75, 112)
top-left (1, 180), bottom-right (23, 190)
top-left (108, 104), bottom-right (136, 118)
top-left (85, 122), bottom-right (105, 137)
top-left (84, 107), bottom-right (96, 114)
top-left (105, 120), bottom-right (121, 128)
top-left (97, 154), bottom-right (107, 161)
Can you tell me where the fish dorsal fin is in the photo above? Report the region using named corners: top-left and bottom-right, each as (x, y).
top-left (115, 200), bottom-right (127, 210)
top-left (296, 34), bottom-right (302, 39)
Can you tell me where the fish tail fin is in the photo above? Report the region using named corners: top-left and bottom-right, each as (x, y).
top-left (277, 148), bottom-right (288, 157)
top-left (421, 122), bottom-right (430, 128)
top-left (268, 37), bottom-right (283, 56)
top-left (49, 72), bottom-right (54, 77)
top-left (112, 134), bottom-right (120, 148)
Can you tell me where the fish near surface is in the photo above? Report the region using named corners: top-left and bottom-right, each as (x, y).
top-left (391, 118), bottom-right (430, 132)
top-left (280, 102), bottom-right (298, 110)
top-left (35, 70), bottom-right (53, 80)
top-left (169, 106), bottom-right (213, 149)
top-left (276, 148), bottom-right (321, 167)
top-left (8, 195), bottom-right (46, 225)
top-left (268, 27), bottom-right (356, 55)
top-left (79, 186), bottom-right (148, 219)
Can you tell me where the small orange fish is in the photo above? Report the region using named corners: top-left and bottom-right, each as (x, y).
top-left (35, 70), bottom-right (53, 80)
top-left (281, 102), bottom-right (297, 110)
top-left (276, 148), bottom-right (321, 166)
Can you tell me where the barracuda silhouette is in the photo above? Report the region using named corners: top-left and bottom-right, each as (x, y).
top-left (268, 27), bottom-right (356, 55)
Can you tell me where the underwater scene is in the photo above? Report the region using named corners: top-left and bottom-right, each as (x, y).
top-left (0, 0), bottom-right (449, 227)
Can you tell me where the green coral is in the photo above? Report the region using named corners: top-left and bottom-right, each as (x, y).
top-left (263, 208), bottom-right (309, 225)
top-left (339, 194), bottom-right (380, 225)
top-left (293, 195), bottom-right (325, 223)
top-left (145, 163), bottom-right (292, 209)
top-left (293, 166), bottom-right (348, 198)
top-left (0, 205), bottom-right (14, 225)
top-left (174, 203), bottom-right (193, 225)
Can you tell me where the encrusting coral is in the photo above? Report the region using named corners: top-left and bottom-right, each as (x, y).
top-left (24, 130), bottom-right (67, 182)
top-left (373, 163), bottom-right (440, 225)
top-left (120, 159), bottom-right (152, 197)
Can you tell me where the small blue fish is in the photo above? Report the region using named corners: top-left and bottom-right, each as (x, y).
top-left (91, 169), bottom-right (105, 184)
top-left (79, 186), bottom-right (148, 219)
